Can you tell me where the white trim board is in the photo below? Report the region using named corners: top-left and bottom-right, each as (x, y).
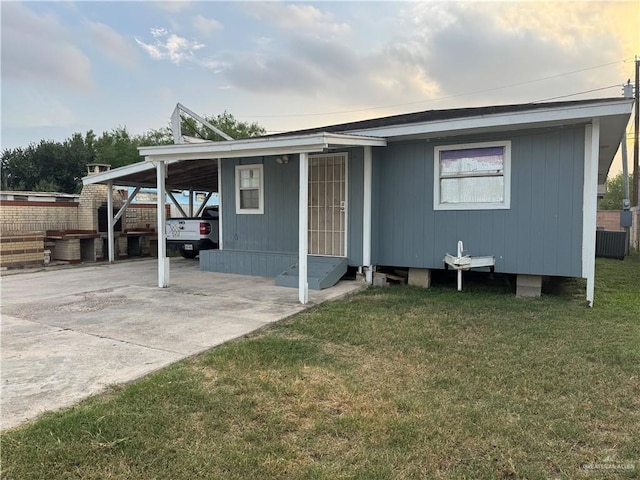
top-left (345, 100), bottom-right (632, 140)
top-left (582, 120), bottom-right (600, 307)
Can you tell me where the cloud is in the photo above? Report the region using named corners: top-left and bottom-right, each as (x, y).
top-left (218, 1), bottom-right (634, 116)
top-left (246, 3), bottom-right (351, 35)
top-left (225, 34), bottom-right (360, 94)
top-left (389, 2), bottom-right (633, 105)
top-left (136, 28), bottom-right (204, 65)
top-left (86, 21), bottom-right (139, 68)
top-left (153, 0), bottom-right (191, 13)
top-left (193, 14), bottom-right (222, 37)
top-left (1, 2), bottom-right (92, 91)
top-left (5, 88), bottom-right (77, 129)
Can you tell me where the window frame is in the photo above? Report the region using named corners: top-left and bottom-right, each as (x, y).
top-left (433, 140), bottom-right (511, 211)
top-left (235, 164), bottom-right (264, 215)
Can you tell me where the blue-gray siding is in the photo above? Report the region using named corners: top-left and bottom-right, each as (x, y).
top-left (220, 150), bottom-right (364, 267)
top-left (371, 127), bottom-right (585, 277)
top-left (200, 249), bottom-right (297, 277)
top-left (221, 156), bottom-right (299, 253)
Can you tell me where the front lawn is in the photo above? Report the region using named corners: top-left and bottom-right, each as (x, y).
top-left (2, 255), bottom-right (639, 479)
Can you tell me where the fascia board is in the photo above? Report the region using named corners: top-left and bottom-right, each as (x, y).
top-left (82, 160), bottom-right (155, 185)
top-left (325, 134), bottom-right (387, 146)
top-left (138, 135), bottom-right (324, 157)
top-left (344, 101), bottom-right (633, 138)
top-left (138, 133), bottom-right (386, 158)
top-left (144, 144), bottom-right (329, 163)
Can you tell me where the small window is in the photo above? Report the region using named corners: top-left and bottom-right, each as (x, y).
top-left (434, 141), bottom-right (511, 210)
top-left (235, 164), bottom-right (264, 214)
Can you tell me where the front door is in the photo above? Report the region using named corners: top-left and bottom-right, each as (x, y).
top-left (308, 153), bottom-right (347, 257)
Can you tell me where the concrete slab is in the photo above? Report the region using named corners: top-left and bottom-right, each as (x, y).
top-left (0, 258), bottom-right (365, 431)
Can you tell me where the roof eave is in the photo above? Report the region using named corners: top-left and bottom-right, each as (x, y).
top-left (342, 99), bottom-right (634, 139)
top-left (138, 132), bottom-right (386, 161)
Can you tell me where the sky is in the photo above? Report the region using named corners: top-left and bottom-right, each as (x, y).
top-left (1, 1), bottom-right (638, 174)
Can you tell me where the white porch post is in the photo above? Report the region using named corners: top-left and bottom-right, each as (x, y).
top-left (107, 180), bottom-right (115, 263)
top-left (582, 120), bottom-right (600, 307)
top-left (156, 159), bottom-right (170, 287)
top-left (363, 146), bottom-right (373, 283)
top-left (299, 152), bottom-right (309, 304)
top-left (217, 159), bottom-right (223, 250)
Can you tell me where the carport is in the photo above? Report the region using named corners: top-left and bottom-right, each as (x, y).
top-left (82, 132), bottom-right (385, 304)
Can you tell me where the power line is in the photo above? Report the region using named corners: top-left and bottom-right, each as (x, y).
top-left (530, 84), bottom-right (621, 103)
top-left (241, 57), bottom-right (634, 119)
top-left (261, 82), bottom-right (628, 134)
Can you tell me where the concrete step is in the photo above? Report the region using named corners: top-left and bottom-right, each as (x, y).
top-left (276, 256), bottom-right (348, 290)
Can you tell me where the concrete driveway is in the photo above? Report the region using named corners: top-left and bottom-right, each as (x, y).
top-left (1, 258), bottom-right (364, 431)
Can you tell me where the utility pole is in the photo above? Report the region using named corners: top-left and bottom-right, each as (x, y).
top-left (621, 78), bottom-right (633, 253)
top-left (633, 56), bottom-right (639, 207)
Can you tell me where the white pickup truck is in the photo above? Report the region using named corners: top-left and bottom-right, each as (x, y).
top-left (166, 206), bottom-right (219, 258)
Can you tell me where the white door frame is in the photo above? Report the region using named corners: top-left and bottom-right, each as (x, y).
top-left (308, 152), bottom-right (348, 257)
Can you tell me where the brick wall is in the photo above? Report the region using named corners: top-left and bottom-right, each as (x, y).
top-left (631, 207), bottom-right (640, 251)
top-left (51, 238), bottom-right (81, 262)
top-left (0, 232), bottom-right (45, 267)
top-left (598, 209), bottom-right (640, 251)
top-left (78, 184), bottom-right (123, 231)
top-left (124, 205), bottom-right (158, 230)
top-left (0, 201), bottom-right (79, 233)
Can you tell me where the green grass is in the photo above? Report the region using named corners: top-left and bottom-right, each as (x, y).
top-left (2, 255), bottom-right (639, 479)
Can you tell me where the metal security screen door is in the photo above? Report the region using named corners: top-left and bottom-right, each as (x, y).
top-left (308, 153), bottom-right (347, 256)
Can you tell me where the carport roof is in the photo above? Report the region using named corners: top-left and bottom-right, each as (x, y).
top-left (82, 158), bottom-right (221, 192)
top-left (82, 132), bottom-right (387, 191)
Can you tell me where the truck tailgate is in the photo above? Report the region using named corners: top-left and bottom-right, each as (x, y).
top-left (166, 219), bottom-right (202, 241)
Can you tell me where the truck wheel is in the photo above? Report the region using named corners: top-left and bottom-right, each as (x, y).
top-left (179, 248), bottom-right (198, 259)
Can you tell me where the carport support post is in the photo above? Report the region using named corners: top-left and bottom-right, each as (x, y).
top-left (107, 180), bottom-right (115, 263)
top-left (217, 159), bottom-right (223, 250)
top-left (583, 120), bottom-right (600, 307)
top-left (363, 146), bottom-right (373, 283)
top-left (156, 159), bottom-right (170, 288)
top-left (298, 152), bottom-right (309, 304)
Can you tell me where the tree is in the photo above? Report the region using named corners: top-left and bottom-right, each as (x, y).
top-left (179, 111), bottom-right (265, 141)
top-left (94, 127), bottom-right (142, 169)
top-left (1, 133), bottom-right (95, 193)
top-left (600, 173), bottom-right (630, 210)
top-left (0, 112), bottom-right (266, 193)
top-left (139, 127), bottom-right (174, 147)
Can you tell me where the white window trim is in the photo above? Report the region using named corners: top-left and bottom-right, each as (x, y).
top-left (433, 140), bottom-right (511, 211)
top-left (235, 164), bottom-right (264, 214)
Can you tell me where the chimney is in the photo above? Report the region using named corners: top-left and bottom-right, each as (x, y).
top-left (86, 163), bottom-right (111, 176)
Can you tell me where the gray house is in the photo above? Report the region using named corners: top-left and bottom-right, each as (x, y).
top-left (84, 98), bottom-right (633, 306)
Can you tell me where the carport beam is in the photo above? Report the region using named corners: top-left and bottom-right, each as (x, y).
top-left (156, 159), bottom-right (170, 287)
top-left (299, 153), bottom-right (309, 304)
top-left (167, 191), bottom-right (188, 218)
top-left (114, 186), bottom-right (141, 223)
top-left (195, 191), bottom-right (214, 217)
